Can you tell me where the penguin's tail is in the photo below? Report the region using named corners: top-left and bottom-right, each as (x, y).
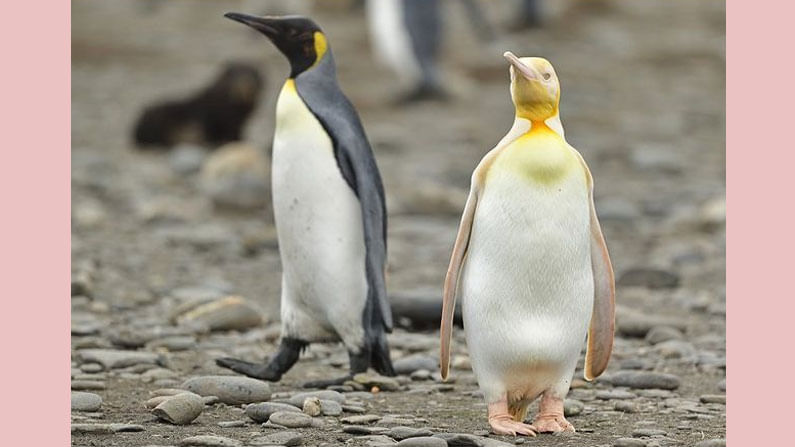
top-left (370, 331), bottom-right (396, 377)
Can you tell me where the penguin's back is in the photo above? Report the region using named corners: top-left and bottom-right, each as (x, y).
top-left (460, 129), bottom-right (594, 396)
top-left (272, 79), bottom-right (368, 344)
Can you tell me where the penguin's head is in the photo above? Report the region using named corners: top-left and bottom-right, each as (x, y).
top-left (504, 52), bottom-right (560, 121)
top-left (224, 13), bottom-right (328, 78)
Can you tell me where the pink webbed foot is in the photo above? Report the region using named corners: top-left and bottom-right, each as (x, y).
top-left (488, 400), bottom-right (537, 436)
top-left (533, 393), bottom-right (575, 433)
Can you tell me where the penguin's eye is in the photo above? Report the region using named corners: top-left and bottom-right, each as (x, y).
top-left (543, 72), bottom-right (552, 81)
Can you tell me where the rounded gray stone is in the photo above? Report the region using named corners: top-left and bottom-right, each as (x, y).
top-left (152, 392), bottom-right (204, 425)
top-left (71, 391), bottom-right (102, 411)
top-left (178, 435), bottom-right (242, 446)
top-left (605, 371), bottom-right (681, 390)
top-left (268, 410), bottom-right (314, 428)
top-left (396, 437), bottom-right (446, 447)
top-left (182, 375), bottom-right (271, 404)
top-left (387, 426), bottom-right (434, 440)
top-left (563, 399), bottom-right (584, 417)
top-left (320, 399), bottom-right (343, 416)
top-left (246, 402), bottom-right (301, 423)
top-left (249, 430), bottom-right (303, 446)
top-left (287, 390), bottom-right (345, 407)
top-left (614, 439), bottom-right (647, 447)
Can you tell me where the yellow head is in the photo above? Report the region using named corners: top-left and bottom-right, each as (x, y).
top-left (504, 52), bottom-right (560, 122)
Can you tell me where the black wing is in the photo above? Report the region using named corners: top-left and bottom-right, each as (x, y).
top-left (295, 54), bottom-right (393, 335)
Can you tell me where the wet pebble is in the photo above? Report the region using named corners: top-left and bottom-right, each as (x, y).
top-left (246, 402), bottom-right (302, 423)
top-left (269, 410), bottom-right (315, 428)
top-left (182, 375), bottom-right (271, 404)
top-left (249, 430), bottom-right (303, 446)
top-left (71, 391), bottom-right (102, 411)
top-left (179, 435), bottom-right (242, 447)
top-left (605, 371), bottom-right (681, 390)
top-left (152, 392), bottom-right (204, 425)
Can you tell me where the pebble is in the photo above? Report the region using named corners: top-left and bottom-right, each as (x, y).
top-left (343, 426), bottom-right (390, 435)
top-left (597, 390), bottom-right (637, 400)
top-left (387, 427), bottom-right (434, 440)
top-left (342, 414), bottom-right (382, 425)
top-left (653, 340), bottom-right (696, 359)
top-left (152, 392), bottom-right (204, 425)
top-left (182, 375), bottom-right (271, 404)
top-left (645, 326), bottom-right (684, 345)
top-left (200, 142), bottom-right (270, 210)
top-left (349, 435), bottom-right (398, 446)
top-left (699, 395), bottom-right (726, 404)
top-left (170, 144), bottom-right (208, 175)
top-left (303, 397), bottom-right (322, 416)
top-left (320, 399), bottom-right (343, 416)
top-left (179, 435), bottom-right (242, 447)
top-left (147, 335), bottom-right (198, 351)
top-left (410, 369), bottom-right (432, 381)
top-left (71, 380), bottom-right (106, 390)
top-left (393, 354), bottom-right (438, 375)
top-left (71, 391), bottom-right (102, 411)
top-left (380, 415), bottom-right (416, 426)
top-left (175, 295), bottom-right (263, 332)
top-left (343, 404), bottom-right (367, 413)
top-left (246, 402), bottom-right (302, 423)
top-left (564, 399), bottom-right (584, 417)
top-left (605, 371), bottom-right (681, 390)
top-left (269, 410), bottom-right (315, 428)
top-left (632, 428), bottom-right (667, 437)
top-left (80, 363), bottom-right (104, 373)
top-left (71, 423), bottom-right (145, 433)
top-left (613, 439), bottom-right (646, 447)
top-left (617, 268), bottom-right (680, 289)
top-left (396, 437), bottom-right (446, 447)
top-left (217, 420), bottom-right (247, 428)
top-left (435, 433), bottom-right (515, 446)
top-left (288, 390), bottom-right (345, 406)
top-left (354, 373), bottom-right (401, 391)
top-left (76, 349), bottom-right (162, 370)
top-left (615, 401), bottom-right (638, 413)
top-left (249, 431), bottom-right (303, 446)
top-left (694, 440), bottom-right (726, 447)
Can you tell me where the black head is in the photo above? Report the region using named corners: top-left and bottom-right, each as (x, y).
top-left (224, 13), bottom-right (327, 78)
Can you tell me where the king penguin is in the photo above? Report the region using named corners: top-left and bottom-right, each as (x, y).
top-left (217, 13), bottom-right (396, 385)
top-left (439, 52), bottom-right (615, 435)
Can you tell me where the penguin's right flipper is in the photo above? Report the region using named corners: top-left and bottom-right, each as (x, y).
top-left (582, 167), bottom-right (616, 381)
top-left (440, 185), bottom-right (479, 380)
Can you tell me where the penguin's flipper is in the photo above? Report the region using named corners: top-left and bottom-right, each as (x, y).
top-left (440, 186), bottom-right (479, 380)
top-left (583, 173), bottom-right (616, 381)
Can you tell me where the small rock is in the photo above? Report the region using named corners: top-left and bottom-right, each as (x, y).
top-left (269, 410), bottom-right (314, 428)
top-left (387, 427), bottom-right (434, 440)
top-left (613, 438), bottom-right (646, 447)
top-left (71, 380), bottom-right (106, 391)
top-left (396, 437), bottom-right (446, 447)
top-left (596, 390), bottom-right (637, 400)
top-left (246, 402), bottom-right (302, 423)
top-left (630, 145), bottom-right (684, 173)
top-left (615, 401), bottom-right (638, 413)
top-left (175, 295), bottom-right (263, 332)
top-left (71, 391), bottom-right (102, 411)
top-left (76, 349), bottom-right (162, 370)
top-left (201, 142), bottom-right (270, 210)
top-left (645, 326), bottom-right (684, 345)
top-left (182, 375), bottom-right (271, 404)
top-left (393, 354), bottom-right (438, 375)
top-left (343, 426), bottom-right (390, 435)
top-left (618, 268), bottom-right (680, 289)
top-left (152, 392), bottom-right (204, 425)
top-left (694, 440), bottom-right (726, 447)
top-left (410, 369), bottom-right (432, 381)
top-left (349, 434), bottom-right (398, 446)
top-left (147, 335), bottom-right (198, 351)
top-left (632, 428), bottom-right (667, 437)
top-left (71, 423), bottom-right (144, 433)
top-left (699, 395), bottom-right (726, 404)
top-left (179, 435), bottom-right (242, 447)
top-left (341, 414), bottom-right (382, 425)
top-left (249, 431), bottom-right (303, 446)
top-left (353, 373), bottom-right (401, 391)
top-left (435, 432), bottom-right (514, 446)
top-left (170, 144), bottom-right (208, 175)
top-left (653, 340), bottom-right (696, 359)
top-left (380, 415), bottom-right (416, 426)
top-left (287, 390), bottom-right (345, 407)
top-left (217, 420), bottom-right (247, 428)
top-left (320, 399), bottom-right (343, 416)
top-left (343, 404), bottom-right (367, 413)
top-left (605, 371), bottom-right (681, 390)
top-left (563, 399), bottom-right (584, 417)
top-left (303, 397), bottom-right (322, 416)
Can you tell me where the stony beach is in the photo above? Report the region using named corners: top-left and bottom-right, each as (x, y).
top-left (72, 1), bottom-right (725, 446)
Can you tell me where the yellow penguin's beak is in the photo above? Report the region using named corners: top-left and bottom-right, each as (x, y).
top-left (504, 51), bottom-right (540, 81)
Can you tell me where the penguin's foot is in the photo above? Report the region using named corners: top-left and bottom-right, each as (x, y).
top-left (533, 393), bottom-right (575, 433)
top-left (301, 375), bottom-right (352, 389)
top-left (215, 357), bottom-right (281, 382)
top-left (488, 400), bottom-right (537, 436)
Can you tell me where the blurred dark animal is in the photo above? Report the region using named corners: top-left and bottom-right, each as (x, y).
top-left (133, 62), bottom-right (264, 148)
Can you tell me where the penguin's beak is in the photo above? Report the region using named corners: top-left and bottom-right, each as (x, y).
top-left (224, 12), bottom-right (281, 39)
top-left (503, 51), bottom-right (540, 81)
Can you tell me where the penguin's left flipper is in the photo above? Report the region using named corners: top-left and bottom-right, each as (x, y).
top-left (581, 164), bottom-right (616, 381)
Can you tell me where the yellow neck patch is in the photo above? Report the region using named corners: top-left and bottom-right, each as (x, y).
top-left (312, 31), bottom-right (328, 68)
top-left (492, 125), bottom-right (578, 186)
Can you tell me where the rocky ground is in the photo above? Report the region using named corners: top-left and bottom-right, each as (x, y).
top-left (71, 1), bottom-right (725, 446)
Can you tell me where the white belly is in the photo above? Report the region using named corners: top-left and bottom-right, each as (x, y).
top-left (271, 81), bottom-right (367, 346)
top-left (461, 165), bottom-right (594, 401)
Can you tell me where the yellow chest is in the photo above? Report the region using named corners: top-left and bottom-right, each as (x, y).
top-left (490, 128), bottom-right (581, 186)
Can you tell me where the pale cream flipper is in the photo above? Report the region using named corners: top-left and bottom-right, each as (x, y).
top-left (440, 52), bottom-right (615, 436)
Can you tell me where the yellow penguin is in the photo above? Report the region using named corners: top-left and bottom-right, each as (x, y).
top-left (439, 52), bottom-right (615, 436)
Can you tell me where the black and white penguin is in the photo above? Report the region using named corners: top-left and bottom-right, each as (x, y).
top-left (216, 13), bottom-right (395, 385)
